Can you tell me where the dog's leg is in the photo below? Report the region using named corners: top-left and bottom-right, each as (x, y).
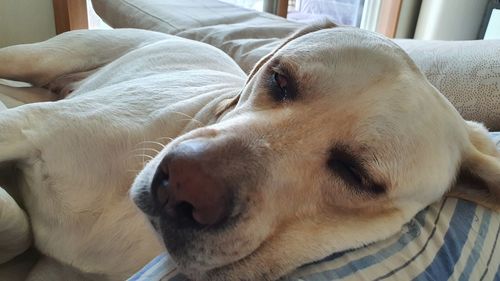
top-left (0, 103), bottom-right (30, 264)
top-left (0, 187), bottom-right (31, 263)
top-left (0, 144), bottom-right (33, 265)
top-left (0, 105), bottom-right (41, 264)
top-left (0, 29), bottom-right (168, 88)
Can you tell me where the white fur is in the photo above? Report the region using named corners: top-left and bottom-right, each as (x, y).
top-left (0, 29), bottom-right (245, 280)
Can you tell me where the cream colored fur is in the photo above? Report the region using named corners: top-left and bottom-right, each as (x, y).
top-left (0, 25), bottom-right (498, 281)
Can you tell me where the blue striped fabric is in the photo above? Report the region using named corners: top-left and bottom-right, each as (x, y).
top-left (128, 133), bottom-right (500, 281)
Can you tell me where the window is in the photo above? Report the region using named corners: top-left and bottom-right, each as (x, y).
top-left (86, 0), bottom-right (111, 29)
top-left (288, 0), bottom-right (364, 26)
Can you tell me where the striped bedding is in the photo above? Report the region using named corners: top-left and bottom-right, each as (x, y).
top-left (128, 133), bottom-right (500, 281)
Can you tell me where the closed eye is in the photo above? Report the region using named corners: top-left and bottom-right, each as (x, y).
top-left (328, 159), bottom-right (363, 186)
top-left (327, 146), bottom-right (386, 195)
top-left (328, 152), bottom-right (364, 187)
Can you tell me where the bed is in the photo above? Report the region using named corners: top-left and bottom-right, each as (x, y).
top-left (1, 0), bottom-right (499, 279)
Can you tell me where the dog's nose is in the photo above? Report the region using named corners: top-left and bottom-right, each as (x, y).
top-left (151, 139), bottom-right (231, 227)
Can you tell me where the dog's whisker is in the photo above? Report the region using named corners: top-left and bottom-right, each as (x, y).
top-left (171, 111), bottom-right (206, 126)
top-left (130, 147), bottom-right (161, 155)
top-left (156, 136), bottom-right (175, 142)
top-left (135, 140), bottom-right (166, 149)
top-left (129, 154), bottom-right (155, 160)
top-left (178, 118), bottom-right (205, 127)
top-left (126, 152), bottom-right (155, 160)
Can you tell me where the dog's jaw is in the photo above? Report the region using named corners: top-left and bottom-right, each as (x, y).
top-left (197, 204), bottom-right (419, 281)
top-left (130, 145), bottom-right (275, 278)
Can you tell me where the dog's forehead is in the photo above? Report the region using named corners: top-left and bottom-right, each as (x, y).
top-left (287, 27), bottom-right (398, 51)
top-left (277, 28), bottom-right (410, 68)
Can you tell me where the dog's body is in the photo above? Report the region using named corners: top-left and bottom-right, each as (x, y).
top-left (0, 29), bottom-right (246, 280)
top-left (0, 26), bottom-right (499, 281)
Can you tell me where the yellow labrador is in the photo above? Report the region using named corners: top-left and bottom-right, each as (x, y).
top-left (0, 23), bottom-right (498, 281)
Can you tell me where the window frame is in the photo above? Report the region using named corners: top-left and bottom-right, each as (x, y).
top-left (53, 0), bottom-right (88, 34)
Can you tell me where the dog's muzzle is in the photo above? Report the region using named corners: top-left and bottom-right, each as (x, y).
top-left (150, 139), bottom-right (233, 228)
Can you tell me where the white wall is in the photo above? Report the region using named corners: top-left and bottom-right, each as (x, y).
top-left (0, 0), bottom-right (56, 48)
top-left (415, 0), bottom-right (489, 40)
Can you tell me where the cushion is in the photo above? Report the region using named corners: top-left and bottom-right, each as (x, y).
top-left (395, 40), bottom-right (500, 132)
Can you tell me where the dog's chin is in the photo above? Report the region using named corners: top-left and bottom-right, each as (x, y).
top-left (157, 208), bottom-right (263, 275)
top-left (168, 236), bottom-right (265, 281)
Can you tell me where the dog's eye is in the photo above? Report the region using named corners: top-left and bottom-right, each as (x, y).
top-left (274, 72), bottom-right (288, 90)
top-left (328, 158), bottom-right (364, 187)
top-left (270, 71), bottom-right (293, 101)
top-left (328, 147), bottom-right (386, 195)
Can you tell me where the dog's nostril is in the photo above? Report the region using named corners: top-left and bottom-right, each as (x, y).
top-left (160, 165), bottom-right (170, 183)
top-left (171, 201), bottom-right (198, 226)
top-left (152, 167), bottom-right (170, 207)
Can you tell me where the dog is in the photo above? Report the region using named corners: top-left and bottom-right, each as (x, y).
top-left (0, 23), bottom-right (499, 281)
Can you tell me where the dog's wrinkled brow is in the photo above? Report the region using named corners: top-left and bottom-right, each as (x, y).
top-left (269, 58), bottom-right (298, 78)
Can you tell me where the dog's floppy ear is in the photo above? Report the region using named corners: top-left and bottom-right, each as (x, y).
top-left (215, 20), bottom-right (338, 118)
top-left (214, 91), bottom-right (242, 117)
top-left (447, 121), bottom-right (500, 211)
top-left (246, 20), bottom-right (338, 83)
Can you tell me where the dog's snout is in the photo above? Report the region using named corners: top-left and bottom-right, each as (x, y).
top-left (151, 139), bottom-right (232, 227)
